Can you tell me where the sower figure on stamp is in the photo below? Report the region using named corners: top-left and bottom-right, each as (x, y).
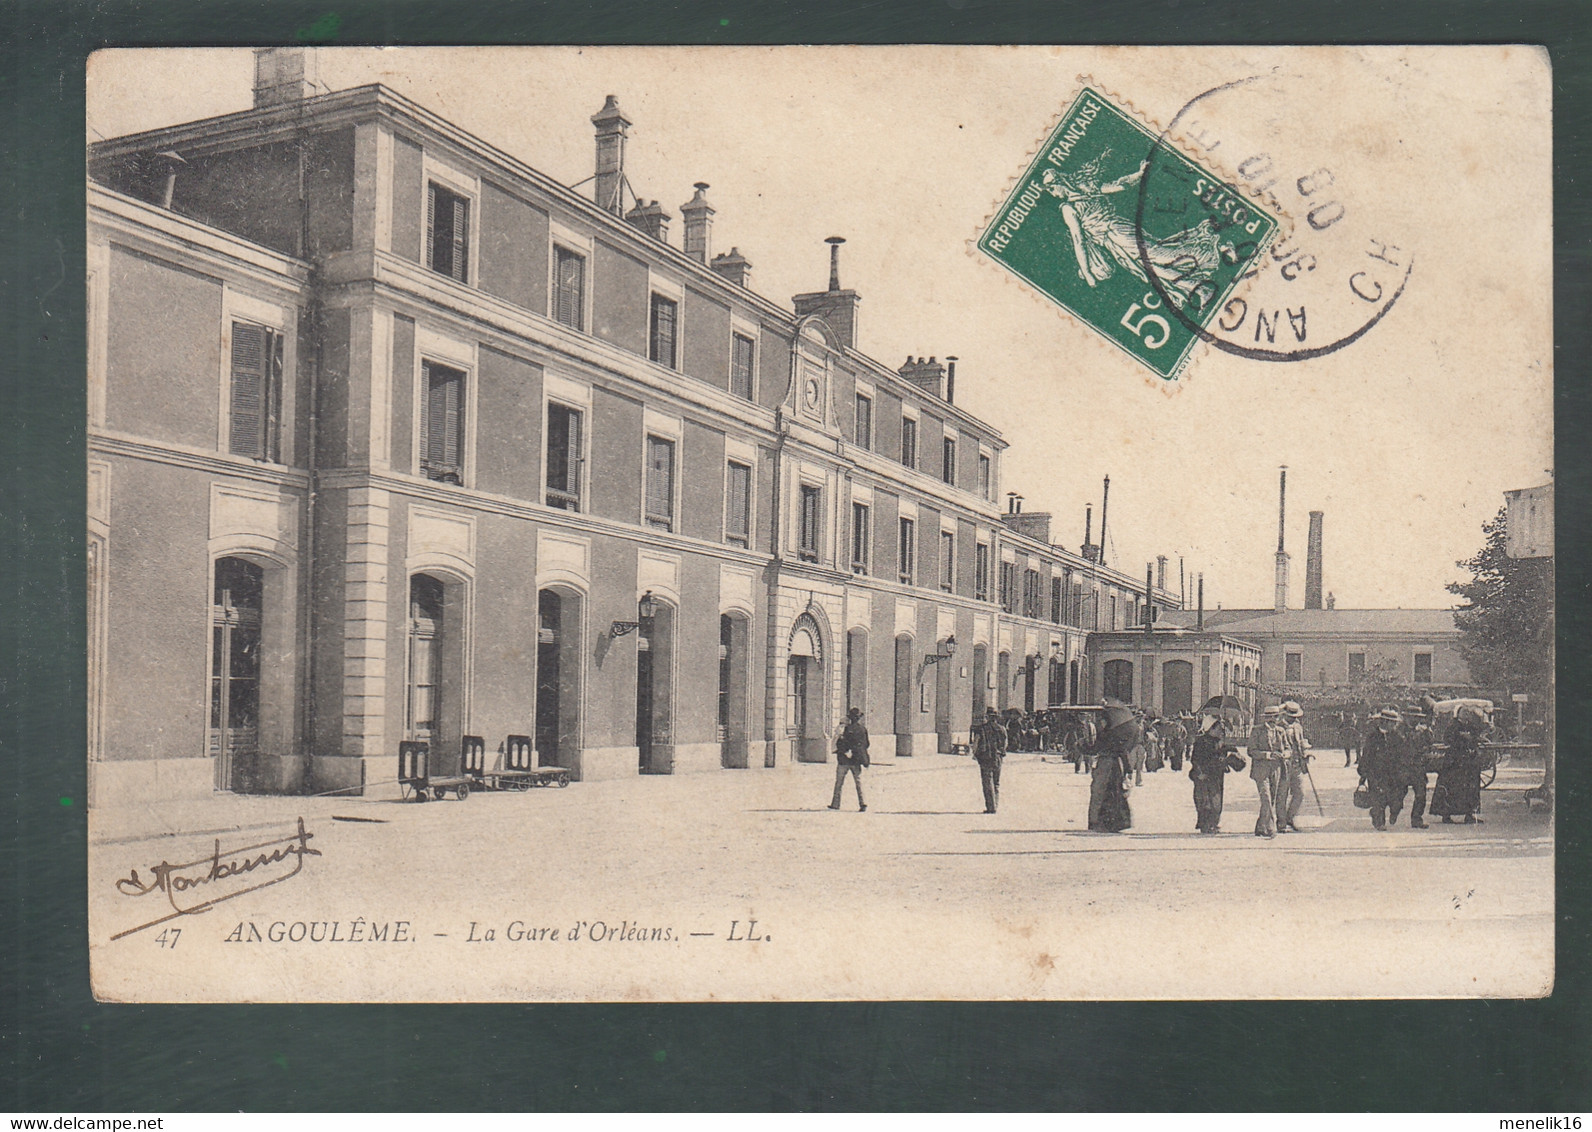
top-left (1248, 705), bottom-right (1287, 839)
top-left (971, 707), bottom-right (1008, 814)
top-left (828, 707), bottom-right (869, 812)
top-left (1276, 701), bottom-right (1310, 833)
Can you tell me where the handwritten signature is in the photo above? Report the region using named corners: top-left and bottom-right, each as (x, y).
top-left (111, 817), bottom-right (321, 941)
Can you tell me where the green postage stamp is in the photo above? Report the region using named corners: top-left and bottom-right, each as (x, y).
top-left (978, 85), bottom-right (1280, 381)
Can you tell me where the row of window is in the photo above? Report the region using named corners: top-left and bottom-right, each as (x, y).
top-left (1284, 650), bottom-right (1438, 683)
top-left (426, 182), bottom-right (990, 485)
top-left (851, 391), bottom-right (994, 499)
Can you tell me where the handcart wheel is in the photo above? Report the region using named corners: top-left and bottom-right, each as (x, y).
top-left (1481, 761), bottom-right (1498, 789)
top-left (414, 788), bottom-right (428, 803)
top-left (457, 781), bottom-right (470, 800)
top-left (557, 774), bottom-right (570, 788)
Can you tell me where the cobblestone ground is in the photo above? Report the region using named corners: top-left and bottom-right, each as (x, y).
top-left (90, 749), bottom-right (1553, 1002)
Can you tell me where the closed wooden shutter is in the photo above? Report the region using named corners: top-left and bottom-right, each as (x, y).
top-left (646, 436), bottom-right (674, 528)
top-left (420, 362), bottom-right (464, 480)
top-left (726, 462), bottom-right (750, 545)
top-left (229, 321), bottom-right (265, 458)
top-left (426, 184), bottom-right (437, 270)
top-left (451, 193), bottom-right (469, 282)
top-left (555, 249), bottom-right (584, 328)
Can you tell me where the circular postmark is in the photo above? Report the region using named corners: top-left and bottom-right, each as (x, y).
top-left (1133, 69), bottom-right (1415, 363)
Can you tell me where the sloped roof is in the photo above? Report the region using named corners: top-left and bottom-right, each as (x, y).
top-left (1187, 608), bottom-right (1461, 638)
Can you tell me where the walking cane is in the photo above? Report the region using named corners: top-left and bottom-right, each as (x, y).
top-left (1304, 757), bottom-right (1325, 817)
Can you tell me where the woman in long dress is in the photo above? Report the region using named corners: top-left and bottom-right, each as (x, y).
top-left (1188, 716), bottom-right (1235, 834)
top-left (1040, 153), bottom-right (1233, 311)
top-left (1431, 708), bottom-right (1487, 823)
top-left (1088, 712), bottom-right (1138, 832)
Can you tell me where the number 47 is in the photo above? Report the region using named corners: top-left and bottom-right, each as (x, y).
top-left (1120, 291), bottom-right (1171, 350)
top-left (156, 928), bottom-right (181, 948)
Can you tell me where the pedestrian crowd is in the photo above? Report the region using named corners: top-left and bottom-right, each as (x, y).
top-left (823, 696), bottom-right (1495, 834)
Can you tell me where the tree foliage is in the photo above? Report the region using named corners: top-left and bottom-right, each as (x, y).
top-left (1447, 505), bottom-right (1554, 700)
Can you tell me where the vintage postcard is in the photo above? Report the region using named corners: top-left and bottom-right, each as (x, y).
top-left (86, 46), bottom-right (1554, 1001)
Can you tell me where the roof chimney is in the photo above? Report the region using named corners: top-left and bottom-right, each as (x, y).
top-left (253, 48), bottom-right (317, 108)
top-left (591, 95), bottom-right (632, 216)
top-left (945, 356), bottom-right (958, 404)
top-left (1305, 510), bottom-right (1325, 609)
top-left (680, 183), bottom-right (715, 263)
top-left (792, 237), bottom-right (860, 348)
top-left (899, 356), bottom-right (947, 398)
top-left (1197, 573), bottom-right (1205, 631)
top-left (1156, 555), bottom-right (1168, 593)
top-left (1098, 475), bottom-right (1110, 568)
top-left (625, 199), bottom-right (671, 242)
top-left (710, 247), bottom-right (752, 288)
top-left (1082, 504), bottom-right (1098, 562)
top-left (1274, 466), bottom-right (1290, 612)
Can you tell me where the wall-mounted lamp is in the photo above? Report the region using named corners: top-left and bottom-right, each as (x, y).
top-left (610, 591), bottom-right (657, 638)
top-left (922, 635), bottom-right (957, 666)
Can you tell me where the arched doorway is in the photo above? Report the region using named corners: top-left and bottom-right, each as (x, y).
top-left (789, 615), bottom-right (826, 762)
top-left (719, 612), bottom-right (751, 767)
top-left (996, 651), bottom-right (1011, 711)
top-left (1022, 656), bottom-right (1038, 713)
top-left (1162, 659), bottom-right (1194, 715)
top-left (637, 596), bottom-right (676, 773)
top-left (1069, 658), bottom-right (1080, 704)
top-left (1048, 657), bottom-right (1066, 707)
top-left (893, 633), bottom-right (914, 758)
top-left (210, 556), bottom-right (264, 791)
top-left (934, 637), bottom-right (953, 752)
top-left (536, 587), bottom-right (583, 770)
top-left (1103, 658), bottom-right (1135, 703)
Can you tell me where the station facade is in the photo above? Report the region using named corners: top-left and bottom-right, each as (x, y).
top-left (87, 54), bottom-right (1181, 803)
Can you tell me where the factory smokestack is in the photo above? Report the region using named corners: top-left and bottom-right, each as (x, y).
top-left (1305, 511), bottom-right (1325, 610)
top-left (1197, 573), bottom-right (1205, 631)
top-left (1274, 466), bottom-right (1290, 612)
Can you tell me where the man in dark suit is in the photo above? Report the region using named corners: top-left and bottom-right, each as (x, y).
top-left (972, 707), bottom-right (1009, 813)
top-left (829, 707), bottom-right (870, 811)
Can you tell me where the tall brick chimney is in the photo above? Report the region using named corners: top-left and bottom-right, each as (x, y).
top-left (1156, 555), bottom-right (1168, 593)
top-left (792, 237), bottom-right (860, 349)
top-left (1305, 510), bottom-right (1324, 609)
top-left (1274, 466), bottom-right (1290, 612)
top-left (680, 183), bottom-right (715, 263)
top-left (591, 95), bottom-right (632, 216)
top-left (253, 47), bottom-right (316, 108)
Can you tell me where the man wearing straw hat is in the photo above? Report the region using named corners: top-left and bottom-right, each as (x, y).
top-left (1276, 701), bottom-right (1310, 833)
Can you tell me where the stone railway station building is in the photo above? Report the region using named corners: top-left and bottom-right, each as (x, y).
top-left (89, 52), bottom-right (1192, 804)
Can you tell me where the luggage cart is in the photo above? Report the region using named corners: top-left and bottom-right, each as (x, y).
top-left (398, 740), bottom-right (473, 802)
top-left (464, 735), bottom-right (573, 791)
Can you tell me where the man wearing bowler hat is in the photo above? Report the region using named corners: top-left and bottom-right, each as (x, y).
top-left (971, 707), bottom-right (1009, 813)
top-left (828, 707), bottom-right (870, 811)
top-left (1359, 708), bottom-right (1408, 831)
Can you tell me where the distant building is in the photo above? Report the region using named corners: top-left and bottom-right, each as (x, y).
top-left (1160, 607), bottom-right (1473, 700)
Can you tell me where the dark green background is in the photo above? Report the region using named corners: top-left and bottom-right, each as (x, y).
top-left (3, 0), bottom-right (1588, 1112)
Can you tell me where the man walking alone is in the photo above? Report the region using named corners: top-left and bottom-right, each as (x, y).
top-left (828, 707), bottom-right (869, 811)
top-left (1248, 705), bottom-right (1287, 838)
top-left (972, 707), bottom-right (1008, 814)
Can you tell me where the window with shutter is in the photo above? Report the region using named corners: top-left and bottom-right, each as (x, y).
top-left (419, 361), bottom-right (466, 483)
top-left (427, 183), bottom-right (470, 283)
top-left (901, 417), bottom-right (917, 469)
top-left (545, 402), bottom-right (584, 510)
top-left (942, 437), bottom-right (957, 485)
top-left (974, 542), bottom-right (990, 601)
top-left (725, 461), bottom-right (751, 547)
top-left (855, 394), bottom-right (872, 450)
top-left (898, 518), bottom-right (915, 585)
top-left (979, 453), bottom-right (992, 500)
top-left (798, 485), bottom-right (821, 561)
top-left (851, 502), bottom-right (870, 574)
top-left (1051, 576), bottom-right (1063, 623)
top-left (731, 333), bottom-right (755, 400)
top-left (554, 247), bottom-right (585, 330)
top-left (644, 435), bottom-right (675, 530)
top-left (228, 320), bottom-right (283, 461)
top-left (940, 531), bottom-right (955, 592)
top-left (649, 294), bottom-right (678, 368)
